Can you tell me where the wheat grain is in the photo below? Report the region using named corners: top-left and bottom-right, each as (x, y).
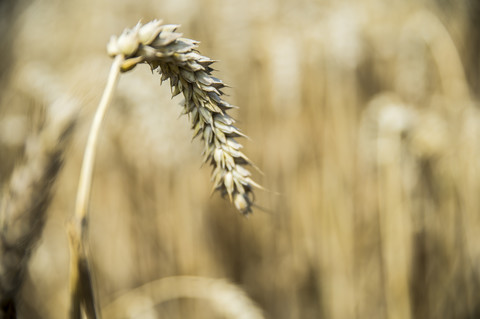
top-left (107, 20), bottom-right (261, 214)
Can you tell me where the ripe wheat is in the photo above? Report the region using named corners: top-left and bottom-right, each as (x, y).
top-left (0, 110), bottom-right (75, 316)
top-left (107, 20), bottom-right (260, 214)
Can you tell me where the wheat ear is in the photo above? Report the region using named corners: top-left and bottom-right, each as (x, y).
top-left (0, 109), bottom-right (75, 317)
top-left (68, 20), bottom-right (260, 317)
top-left (107, 20), bottom-right (261, 214)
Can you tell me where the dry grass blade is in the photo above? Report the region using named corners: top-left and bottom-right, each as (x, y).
top-left (102, 276), bottom-right (264, 319)
top-left (67, 224), bottom-right (99, 319)
top-left (108, 20), bottom-right (261, 214)
top-left (400, 10), bottom-right (470, 103)
top-left (0, 106), bottom-right (76, 317)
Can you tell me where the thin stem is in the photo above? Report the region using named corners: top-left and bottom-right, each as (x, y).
top-left (69, 54), bottom-right (124, 319)
top-left (74, 54), bottom-right (124, 234)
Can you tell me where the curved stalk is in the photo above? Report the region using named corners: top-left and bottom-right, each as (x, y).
top-left (74, 54), bottom-right (124, 232)
top-left (69, 54), bottom-right (124, 319)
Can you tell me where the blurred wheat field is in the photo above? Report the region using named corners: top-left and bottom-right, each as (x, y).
top-left (1, 0), bottom-right (480, 318)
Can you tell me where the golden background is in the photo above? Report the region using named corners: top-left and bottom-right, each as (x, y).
top-left (1, 0), bottom-right (480, 318)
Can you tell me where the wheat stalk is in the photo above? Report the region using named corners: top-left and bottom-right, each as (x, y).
top-left (102, 276), bottom-right (264, 319)
top-left (69, 55), bottom-right (124, 319)
top-left (107, 20), bottom-right (261, 214)
top-left (0, 107), bottom-right (75, 317)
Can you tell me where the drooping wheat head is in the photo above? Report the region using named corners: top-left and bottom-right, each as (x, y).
top-left (107, 20), bottom-right (261, 214)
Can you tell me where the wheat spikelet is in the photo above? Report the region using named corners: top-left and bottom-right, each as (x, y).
top-left (107, 20), bottom-right (261, 214)
top-left (0, 107), bottom-right (76, 316)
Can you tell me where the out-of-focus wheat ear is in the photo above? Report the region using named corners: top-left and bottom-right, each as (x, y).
top-left (0, 107), bottom-right (76, 318)
top-left (102, 276), bottom-right (265, 319)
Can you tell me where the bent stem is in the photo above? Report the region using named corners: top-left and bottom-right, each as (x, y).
top-left (68, 54), bottom-right (124, 319)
